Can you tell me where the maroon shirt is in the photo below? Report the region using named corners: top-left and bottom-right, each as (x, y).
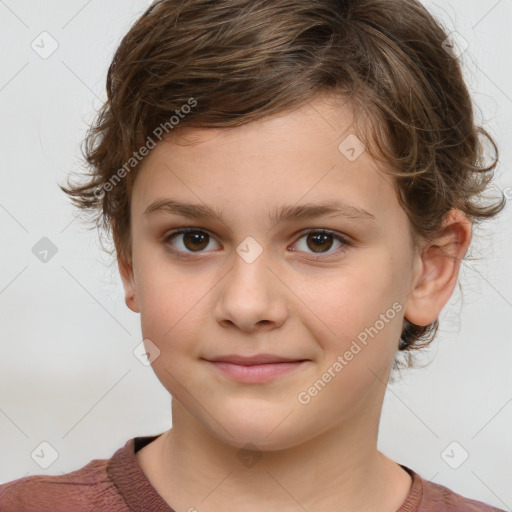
top-left (0, 434), bottom-right (505, 511)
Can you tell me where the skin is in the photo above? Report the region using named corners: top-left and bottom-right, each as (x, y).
top-left (119, 93), bottom-right (472, 512)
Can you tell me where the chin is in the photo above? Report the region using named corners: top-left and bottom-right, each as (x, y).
top-left (204, 405), bottom-right (310, 452)
top-left (215, 428), bottom-right (303, 452)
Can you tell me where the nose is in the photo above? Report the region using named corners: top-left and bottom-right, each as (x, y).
top-left (214, 246), bottom-right (288, 333)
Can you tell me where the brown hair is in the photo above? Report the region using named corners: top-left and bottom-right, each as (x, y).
top-left (60, 0), bottom-right (506, 372)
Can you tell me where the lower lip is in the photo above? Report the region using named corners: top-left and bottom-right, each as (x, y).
top-left (206, 361), bottom-right (308, 383)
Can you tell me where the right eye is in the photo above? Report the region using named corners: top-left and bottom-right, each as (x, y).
top-left (165, 228), bottom-right (221, 255)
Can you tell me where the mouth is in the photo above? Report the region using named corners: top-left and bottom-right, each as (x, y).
top-left (202, 354), bottom-right (311, 383)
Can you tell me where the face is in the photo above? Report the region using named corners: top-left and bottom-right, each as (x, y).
top-left (120, 94), bottom-right (425, 450)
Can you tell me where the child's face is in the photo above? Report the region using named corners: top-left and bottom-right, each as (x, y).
top-left (120, 94), bottom-right (423, 450)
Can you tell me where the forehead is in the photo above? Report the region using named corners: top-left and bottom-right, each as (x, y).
top-left (132, 95), bottom-right (400, 223)
top-left (163, 93), bottom-right (361, 151)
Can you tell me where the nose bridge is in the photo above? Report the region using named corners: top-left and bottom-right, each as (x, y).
top-left (230, 235), bottom-right (271, 292)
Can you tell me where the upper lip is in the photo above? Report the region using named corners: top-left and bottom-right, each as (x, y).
top-left (203, 354), bottom-right (308, 365)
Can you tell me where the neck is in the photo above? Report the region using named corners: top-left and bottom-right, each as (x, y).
top-left (140, 400), bottom-right (411, 512)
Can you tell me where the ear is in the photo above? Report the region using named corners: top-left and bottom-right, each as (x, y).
top-left (404, 209), bottom-right (472, 327)
top-left (118, 253), bottom-right (140, 313)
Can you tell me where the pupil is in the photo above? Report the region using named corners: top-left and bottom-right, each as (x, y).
top-left (184, 232), bottom-right (208, 251)
top-left (308, 233), bottom-right (332, 253)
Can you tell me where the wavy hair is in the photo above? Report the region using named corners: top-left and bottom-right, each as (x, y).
top-left (60, 0), bottom-right (506, 371)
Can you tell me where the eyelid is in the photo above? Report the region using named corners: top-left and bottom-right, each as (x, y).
top-left (292, 228), bottom-right (351, 245)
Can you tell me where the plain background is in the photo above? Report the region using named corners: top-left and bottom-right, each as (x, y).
top-left (0, 0), bottom-right (511, 509)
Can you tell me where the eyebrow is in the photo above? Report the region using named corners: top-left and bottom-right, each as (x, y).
top-left (143, 199), bottom-right (377, 225)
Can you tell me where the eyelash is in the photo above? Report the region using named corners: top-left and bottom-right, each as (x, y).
top-left (164, 227), bottom-right (351, 259)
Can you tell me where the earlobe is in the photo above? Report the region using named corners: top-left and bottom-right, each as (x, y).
top-left (404, 209), bottom-right (472, 327)
top-left (118, 255), bottom-right (140, 313)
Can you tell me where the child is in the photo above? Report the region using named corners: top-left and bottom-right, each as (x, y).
top-left (1, 0), bottom-right (507, 510)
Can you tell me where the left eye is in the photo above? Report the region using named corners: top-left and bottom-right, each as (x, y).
top-left (164, 228), bottom-right (349, 256)
top-left (291, 229), bottom-right (348, 255)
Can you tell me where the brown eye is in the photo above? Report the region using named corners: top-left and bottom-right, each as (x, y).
top-left (306, 232), bottom-right (334, 253)
top-left (166, 229), bottom-right (219, 253)
top-left (291, 229), bottom-right (349, 256)
top-left (182, 231), bottom-right (209, 251)
top-left (164, 228), bottom-right (350, 258)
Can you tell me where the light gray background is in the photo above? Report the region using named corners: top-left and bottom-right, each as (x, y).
top-left (1, 0), bottom-right (511, 509)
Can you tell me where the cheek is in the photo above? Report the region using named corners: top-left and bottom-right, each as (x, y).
top-left (297, 280), bottom-right (403, 419)
top-left (139, 280), bottom-right (203, 343)
top-left (302, 261), bottom-right (404, 360)
top-left (135, 259), bottom-right (220, 360)
top-left (136, 274), bottom-right (207, 399)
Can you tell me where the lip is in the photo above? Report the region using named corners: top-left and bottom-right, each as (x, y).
top-left (202, 354), bottom-right (310, 384)
top-left (203, 353), bottom-right (307, 365)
